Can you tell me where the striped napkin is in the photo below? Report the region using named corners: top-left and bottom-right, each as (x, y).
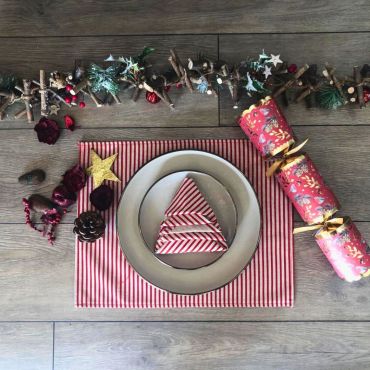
top-left (155, 177), bottom-right (228, 254)
top-left (76, 140), bottom-right (294, 308)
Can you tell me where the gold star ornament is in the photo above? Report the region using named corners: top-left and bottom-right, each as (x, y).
top-left (86, 150), bottom-right (120, 188)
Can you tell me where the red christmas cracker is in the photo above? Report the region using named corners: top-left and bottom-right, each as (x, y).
top-left (238, 95), bottom-right (369, 282)
top-left (274, 153), bottom-right (340, 225)
top-left (239, 96), bottom-right (295, 157)
top-left (296, 218), bottom-right (370, 282)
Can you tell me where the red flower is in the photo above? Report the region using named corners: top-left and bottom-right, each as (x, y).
top-left (90, 184), bottom-right (114, 211)
top-left (52, 184), bottom-right (77, 207)
top-left (34, 118), bottom-right (60, 145)
top-left (64, 115), bottom-right (76, 131)
top-left (62, 164), bottom-right (86, 192)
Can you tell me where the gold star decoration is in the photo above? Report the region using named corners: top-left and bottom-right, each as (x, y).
top-left (86, 150), bottom-right (120, 188)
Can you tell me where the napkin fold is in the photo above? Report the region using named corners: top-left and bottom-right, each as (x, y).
top-left (155, 177), bottom-right (228, 254)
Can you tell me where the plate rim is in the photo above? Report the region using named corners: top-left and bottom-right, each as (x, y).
top-left (116, 148), bottom-right (262, 295)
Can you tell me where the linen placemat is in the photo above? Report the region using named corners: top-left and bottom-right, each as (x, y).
top-left (76, 140), bottom-right (294, 308)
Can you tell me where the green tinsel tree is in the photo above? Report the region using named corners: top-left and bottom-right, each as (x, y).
top-left (88, 64), bottom-right (120, 95)
top-left (316, 84), bottom-right (345, 109)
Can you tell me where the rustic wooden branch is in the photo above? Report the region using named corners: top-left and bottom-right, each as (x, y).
top-left (86, 86), bottom-right (103, 107)
top-left (323, 64), bottom-right (348, 104)
top-left (169, 49), bottom-right (194, 92)
top-left (273, 64), bottom-right (310, 98)
top-left (70, 79), bottom-right (88, 95)
top-left (15, 79), bottom-right (34, 123)
top-left (39, 70), bottom-right (49, 117)
top-left (354, 66), bottom-right (365, 108)
top-left (296, 80), bottom-right (324, 103)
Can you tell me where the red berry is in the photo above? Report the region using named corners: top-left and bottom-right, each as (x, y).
top-left (145, 91), bottom-right (160, 104)
top-left (65, 84), bottom-right (73, 92)
top-left (79, 101), bottom-right (86, 108)
top-left (176, 83), bottom-right (183, 88)
top-left (287, 64), bottom-right (298, 74)
top-left (72, 95), bottom-right (78, 102)
top-left (65, 96), bottom-right (72, 104)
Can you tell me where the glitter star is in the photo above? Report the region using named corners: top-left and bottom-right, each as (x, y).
top-left (263, 65), bottom-right (272, 79)
top-left (86, 150), bottom-right (120, 188)
top-left (267, 54), bottom-right (283, 67)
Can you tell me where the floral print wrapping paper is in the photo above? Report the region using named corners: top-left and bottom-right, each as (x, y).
top-left (275, 154), bottom-right (340, 225)
top-left (315, 219), bottom-right (370, 282)
top-left (239, 96), bottom-right (295, 157)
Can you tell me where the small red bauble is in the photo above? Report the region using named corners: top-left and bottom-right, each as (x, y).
top-left (64, 115), bottom-right (75, 131)
top-left (287, 64), bottom-right (298, 74)
top-left (79, 101), bottom-right (86, 108)
top-left (146, 91), bottom-right (160, 104)
top-left (176, 83), bottom-right (183, 88)
top-left (65, 84), bottom-right (73, 92)
top-left (72, 95), bottom-right (78, 102)
top-left (65, 96), bottom-right (72, 104)
top-left (363, 88), bottom-right (370, 103)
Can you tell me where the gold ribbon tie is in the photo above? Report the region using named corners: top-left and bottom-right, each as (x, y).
top-left (266, 138), bottom-right (309, 177)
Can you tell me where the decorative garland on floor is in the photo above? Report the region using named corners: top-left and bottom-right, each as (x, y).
top-left (11, 47), bottom-right (370, 283)
top-left (1, 48), bottom-right (370, 144)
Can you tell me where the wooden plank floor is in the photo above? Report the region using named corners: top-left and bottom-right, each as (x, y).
top-left (1, 2), bottom-right (370, 369)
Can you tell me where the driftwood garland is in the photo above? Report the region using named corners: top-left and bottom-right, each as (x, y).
top-left (1, 47), bottom-right (370, 122)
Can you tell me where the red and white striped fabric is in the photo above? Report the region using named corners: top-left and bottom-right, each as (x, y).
top-left (76, 140), bottom-right (294, 308)
top-left (155, 177), bottom-right (228, 254)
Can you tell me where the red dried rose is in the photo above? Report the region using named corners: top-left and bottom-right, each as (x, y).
top-left (64, 115), bottom-right (76, 131)
top-left (62, 164), bottom-right (86, 192)
top-left (90, 184), bottom-right (114, 211)
top-left (52, 184), bottom-right (77, 208)
top-left (34, 118), bottom-right (60, 145)
top-left (287, 64), bottom-right (298, 74)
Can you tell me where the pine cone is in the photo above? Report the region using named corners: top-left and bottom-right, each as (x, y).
top-left (73, 211), bottom-right (105, 243)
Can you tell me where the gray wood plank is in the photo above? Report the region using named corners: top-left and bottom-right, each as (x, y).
top-left (0, 322), bottom-right (53, 370)
top-left (54, 321), bottom-right (370, 370)
top-left (0, 35), bottom-right (218, 128)
top-left (219, 33), bottom-right (370, 126)
top-left (1, 222), bottom-right (369, 321)
top-left (1, 1), bottom-right (370, 36)
top-left (1, 126), bottom-right (369, 224)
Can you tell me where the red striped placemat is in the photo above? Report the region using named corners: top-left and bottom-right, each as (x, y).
top-left (76, 140), bottom-right (294, 308)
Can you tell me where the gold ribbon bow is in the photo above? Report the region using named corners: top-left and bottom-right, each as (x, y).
top-left (293, 217), bottom-right (344, 235)
top-left (266, 138), bottom-right (309, 177)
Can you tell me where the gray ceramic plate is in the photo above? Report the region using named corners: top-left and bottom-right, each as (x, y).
top-left (117, 150), bottom-right (261, 294)
top-left (139, 171), bottom-right (237, 269)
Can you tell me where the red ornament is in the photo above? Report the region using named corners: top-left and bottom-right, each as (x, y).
top-left (287, 64), bottom-right (298, 74)
top-left (79, 101), bottom-right (86, 108)
top-left (363, 88), bottom-right (370, 103)
top-left (65, 96), bottom-right (72, 104)
top-left (176, 83), bottom-right (183, 89)
top-left (65, 84), bottom-right (73, 92)
top-left (146, 91), bottom-right (160, 104)
top-left (64, 115), bottom-right (75, 131)
top-left (72, 95), bottom-right (78, 102)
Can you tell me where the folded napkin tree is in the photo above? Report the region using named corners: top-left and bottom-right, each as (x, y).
top-left (155, 177), bottom-right (228, 254)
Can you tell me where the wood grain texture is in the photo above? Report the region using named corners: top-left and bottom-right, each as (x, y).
top-left (219, 33), bottom-right (370, 126)
top-left (1, 1), bottom-right (370, 36)
top-left (0, 35), bottom-right (218, 128)
top-left (1, 222), bottom-right (369, 321)
top-left (54, 321), bottom-right (370, 370)
top-left (1, 126), bottom-right (369, 224)
top-left (0, 323), bottom-right (53, 370)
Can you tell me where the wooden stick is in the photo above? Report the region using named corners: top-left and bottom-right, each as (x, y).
top-left (354, 66), bottom-right (365, 108)
top-left (86, 86), bottom-right (103, 107)
top-left (39, 70), bottom-right (49, 116)
top-left (70, 79), bottom-right (88, 95)
top-left (324, 65), bottom-right (348, 104)
top-left (15, 102), bottom-right (40, 119)
top-left (22, 79), bottom-right (34, 123)
top-left (132, 86), bottom-right (141, 101)
top-left (296, 80), bottom-right (324, 103)
top-left (110, 92), bottom-right (121, 104)
top-left (273, 64), bottom-right (310, 98)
